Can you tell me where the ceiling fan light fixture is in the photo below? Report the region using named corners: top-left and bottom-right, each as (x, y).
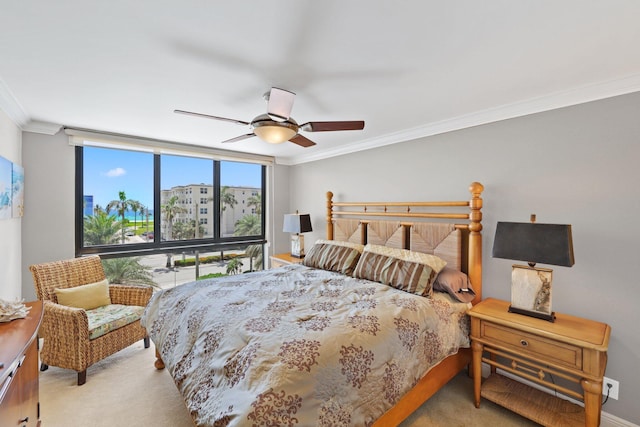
top-left (254, 125), bottom-right (296, 143)
top-left (252, 117), bottom-right (298, 144)
top-left (175, 87), bottom-right (363, 148)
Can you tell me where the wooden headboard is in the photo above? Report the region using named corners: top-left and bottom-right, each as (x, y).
top-left (326, 182), bottom-right (484, 305)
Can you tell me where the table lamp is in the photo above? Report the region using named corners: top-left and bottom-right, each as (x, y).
top-left (492, 215), bottom-right (574, 322)
top-left (283, 213), bottom-right (312, 258)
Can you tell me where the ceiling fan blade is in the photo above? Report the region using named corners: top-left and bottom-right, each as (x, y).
top-left (300, 121), bottom-right (365, 132)
top-left (289, 134), bottom-right (316, 147)
top-left (221, 133), bottom-right (255, 143)
top-left (267, 87), bottom-right (295, 122)
top-left (174, 109), bottom-right (250, 126)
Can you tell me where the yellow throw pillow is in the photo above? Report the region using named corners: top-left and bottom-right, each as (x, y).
top-left (55, 279), bottom-right (111, 310)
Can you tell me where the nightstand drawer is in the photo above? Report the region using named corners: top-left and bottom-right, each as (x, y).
top-left (481, 321), bottom-right (582, 370)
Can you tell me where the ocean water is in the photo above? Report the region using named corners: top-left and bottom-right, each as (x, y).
top-left (124, 213), bottom-right (153, 222)
top-left (85, 210), bottom-right (154, 222)
top-left (111, 209), bottom-right (153, 221)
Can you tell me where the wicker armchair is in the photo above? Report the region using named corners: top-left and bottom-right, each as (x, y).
top-left (29, 255), bottom-right (153, 385)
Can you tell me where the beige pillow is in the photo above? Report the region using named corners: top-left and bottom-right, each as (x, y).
top-left (352, 245), bottom-right (447, 297)
top-left (55, 279), bottom-right (111, 310)
top-left (363, 244), bottom-right (447, 273)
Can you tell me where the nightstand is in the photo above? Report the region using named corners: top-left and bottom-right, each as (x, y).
top-left (269, 253), bottom-right (304, 268)
top-left (469, 298), bottom-right (610, 427)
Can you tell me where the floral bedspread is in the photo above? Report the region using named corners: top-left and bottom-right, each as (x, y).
top-left (141, 264), bottom-right (471, 427)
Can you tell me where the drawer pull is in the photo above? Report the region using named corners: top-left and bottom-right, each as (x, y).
top-left (520, 339), bottom-right (529, 347)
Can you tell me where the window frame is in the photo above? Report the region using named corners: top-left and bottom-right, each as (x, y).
top-left (75, 146), bottom-right (267, 258)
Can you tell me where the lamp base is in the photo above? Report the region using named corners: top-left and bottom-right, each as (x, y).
top-left (510, 264), bottom-right (554, 321)
top-left (508, 305), bottom-right (556, 322)
top-left (290, 234), bottom-right (305, 258)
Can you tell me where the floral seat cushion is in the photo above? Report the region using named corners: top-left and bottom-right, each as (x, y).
top-left (86, 304), bottom-right (145, 340)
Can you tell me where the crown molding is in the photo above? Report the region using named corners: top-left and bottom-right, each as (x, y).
top-left (0, 77), bottom-right (62, 134)
top-left (22, 120), bottom-right (62, 135)
top-left (0, 76), bottom-right (28, 127)
top-left (279, 73), bottom-right (640, 166)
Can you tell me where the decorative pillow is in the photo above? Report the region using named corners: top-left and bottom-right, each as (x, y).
top-left (55, 279), bottom-right (112, 310)
top-left (433, 267), bottom-right (476, 303)
top-left (353, 245), bottom-right (447, 297)
top-left (303, 240), bottom-right (364, 275)
top-left (362, 244), bottom-right (447, 273)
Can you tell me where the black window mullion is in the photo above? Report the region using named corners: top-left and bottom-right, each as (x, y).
top-left (213, 160), bottom-right (221, 239)
top-left (153, 154), bottom-right (161, 243)
top-left (74, 146), bottom-right (84, 256)
top-left (261, 165), bottom-right (266, 238)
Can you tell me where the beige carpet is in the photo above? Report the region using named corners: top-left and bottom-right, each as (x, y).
top-left (40, 343), bottom-right (539, 427)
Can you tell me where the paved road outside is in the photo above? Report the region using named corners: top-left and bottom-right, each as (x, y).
top-left (122, 234), bottom-right (255, 289)
top-left (139, 253), bottom-right (245, 289)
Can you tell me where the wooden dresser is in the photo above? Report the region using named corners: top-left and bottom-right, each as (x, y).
top-left (0, 301), bottom-right (43, 427)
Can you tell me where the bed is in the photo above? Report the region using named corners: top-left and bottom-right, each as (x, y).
top-left (141, 182), bottom-right (484, 426)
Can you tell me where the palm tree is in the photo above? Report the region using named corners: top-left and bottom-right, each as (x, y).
top-left (143, 206), bottom-right (151, 234)
top-left (234, 214), bottom-right (261, 236)
top-left (161, 195), bottom-right (186, 240)
top-left (161, 195), bottom-right (187, 268)
top-left (106, 191), bottom-right (130, 243)
top-left (193, 195), bottom-right (212, 239)
top-left (172, 220), bottom-right (188, 240)
top-left (101, 257), bottom-right (157, 287)
top-left (129, 200), bottom-right (143, 232)
top-left (172, 219), bottom-right (204, 240)
top-left (226, 258), bottom-right (243, 275)
top-left (247, 192), bottom-right (262, 215)
top-left (245, 244), bottom-right (264, 271)
top-left (220, 186), bottom-right (238, 236)
top-left (83, 211), bottom-right (121, 246)
top-left (234, 214), bottom-right (263, 271)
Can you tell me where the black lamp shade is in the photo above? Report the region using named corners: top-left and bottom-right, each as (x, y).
top-left (492, 222), bottom-right (575, 267)
top-left (283, 214), bottom-right (312, 234)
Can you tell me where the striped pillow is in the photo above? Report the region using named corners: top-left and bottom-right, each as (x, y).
top-left (303, 240), bottom-right (364, 275)
top-left (353, 245), bottom-right (446, 297)
top-left (363, 244), bottom-right (447, 273)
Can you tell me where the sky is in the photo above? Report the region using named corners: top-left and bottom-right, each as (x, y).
top-left (83, 146), bottom-right (262, 210)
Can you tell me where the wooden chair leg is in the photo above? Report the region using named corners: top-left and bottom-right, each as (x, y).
top-left (154, 348), bottom-right (165, 370)
top-left (144, 336), bottom-right (150, 348)
top-left (77, 370), bottom-right (87, 386)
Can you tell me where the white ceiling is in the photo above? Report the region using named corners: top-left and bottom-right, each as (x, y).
top-left (1, 1), bottom-right (640, 165)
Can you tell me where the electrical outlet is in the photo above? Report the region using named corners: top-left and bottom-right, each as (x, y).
top-left (603, 377), bottom-right (619, 400)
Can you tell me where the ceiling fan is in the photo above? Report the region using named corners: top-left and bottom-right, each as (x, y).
top-left (175, 87), bottom-right (365, 147)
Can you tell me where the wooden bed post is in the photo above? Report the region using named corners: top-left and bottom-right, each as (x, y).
top-left (468, 182), bottom-right (484, 305)
top-left (326, 191), bottom-right (334, 240)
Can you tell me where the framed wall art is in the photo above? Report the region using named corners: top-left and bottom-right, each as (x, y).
top-left (0, 156), bottom-right (11, 220)
top-left (12, 162), bottom-right (24, 217)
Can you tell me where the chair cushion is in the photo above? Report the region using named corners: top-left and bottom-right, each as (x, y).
top-left (55, 279), bottom-right (111, 310)
top-left (86, 304), bottom-right (145, 340)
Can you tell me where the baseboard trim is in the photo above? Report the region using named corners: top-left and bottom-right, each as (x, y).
top-left (480, 364), bottom-right (637, 427)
